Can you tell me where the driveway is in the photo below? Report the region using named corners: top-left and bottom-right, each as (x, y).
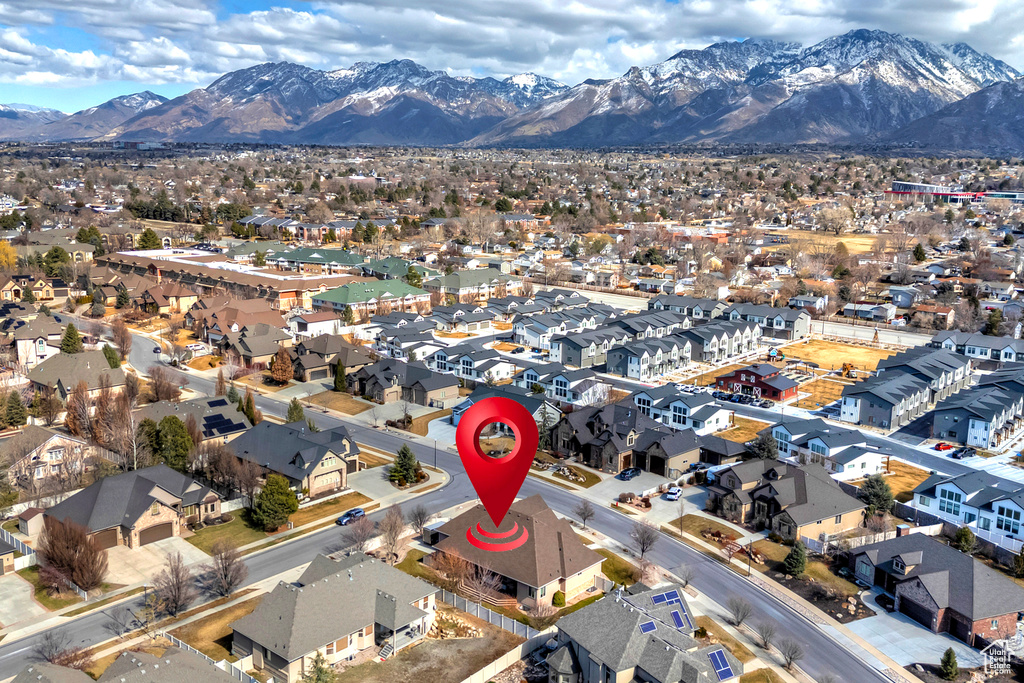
top-left (0, 573), bottom-right (47, 626)
top-left (589, 469), bottom-right (671, 503)
top-left (348, 468), bottom-right (401, 502)
top-left (846, 591), bottom-right (984, 667)
top-left (105, 536), bottom-right (211, 585)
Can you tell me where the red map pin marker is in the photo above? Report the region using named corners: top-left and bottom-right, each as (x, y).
top-left (455, 396), bottom-right (539, 529)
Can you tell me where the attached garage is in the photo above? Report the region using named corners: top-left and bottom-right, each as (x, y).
top-left (307, 367), bottom-right (330, 381)
top-left (899, 596), bottom-right (934, 630)
top-left (93, 528), bottom-right (120, 550)
top-left (139, 522), bottom-right (174, 546)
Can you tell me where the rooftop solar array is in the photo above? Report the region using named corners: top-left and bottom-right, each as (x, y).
top-left (651, 589), bottom-right (682, 606)
top-left (708, 649), bottom-right (734, 681)
top-left (670, 609), bottom-right (693, 630)
top-left (638, 621), bottom-right (657, 634)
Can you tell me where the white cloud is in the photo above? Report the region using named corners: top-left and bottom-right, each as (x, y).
top-left (0, 0), bottom-right (1021, 95)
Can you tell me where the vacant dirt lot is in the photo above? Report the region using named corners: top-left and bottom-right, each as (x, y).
top-left (794, 377), bottom-right (855, 410)
top-left (335, 606), bottom-right (523, 683)
top-left (718, 417), bottom-right (770, 444)
top-left (781, 339), bottom-right (895, 372)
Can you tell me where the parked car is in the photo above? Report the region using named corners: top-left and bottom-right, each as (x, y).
top-left (664, 486), bottom-right (683, 501)
top-left (510, 347), bottom-right (525, 354)
top-left (619, 467), bottom-right (642, 481)
top-left (336, 508), bottom-right (366, 526)
top-left (758, 400), bottom-right (775, 408)
top-left (934, 442), bottom-right (954, 451)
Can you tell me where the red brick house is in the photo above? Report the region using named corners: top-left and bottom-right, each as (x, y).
top-left (850, 533), bottom-right (1024, 647)
top-left (715, 363), bottom-right (799, 401)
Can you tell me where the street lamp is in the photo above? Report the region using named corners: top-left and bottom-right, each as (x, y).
top-left (433, 439), bottom-right (437, 470)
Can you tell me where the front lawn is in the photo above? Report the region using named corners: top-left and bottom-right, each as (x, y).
top-left (554, 465), bottom-right (601, 488)
top-left (718, 417), bottom-right (770, 444)
top-left (17, 566), bottom-right (83, 610)
top-left (739, 670), bottom-right (786, 683)
top-left (695, 615), bottom-right (755, 664)
top-left (307, 391), bottom-right (373, 415)
top-left (596, 548), bottom-right (638, 585)
top-left (186, 510), bottom-right (267, 554)
top-left (668, 514), bottom-right (743, 541)
top-left (289, 491), bottom-right (371, 528)
top-left (850, 460), bottom-right (932, 503)
top-left (396, 549), bottom-right (439, 584)
top-left (168, 595), bottom-right (264, 662)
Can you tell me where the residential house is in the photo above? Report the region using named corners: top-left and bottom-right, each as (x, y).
top-left (288, 311), bottom-right (343, 339)
top-left (187, 298), bottom-right (287, 344)
top-left (347, 359), bottom-right (460, 408)
top-left (44, 464), bottom-right (221, 549)
top-left (430, 495), bottom-right (603, 608)
top-left (911, 305), bottom-right (954, 330)
top-left (648, 295), bottom-right (726, 319)
top-left (788, 294), bottom-right (829, 313)
top-left (931, 383), bottom-right (1024, 449)
top-left (550, 401), bottom-right (669, 473)
top-left (911, 470), bottom-right (1024, 551)
top-left (231, 553), bottom-right (436, 680)
top-left (139, 282), bottom-right (199, 315)
top-left (219, 323), bottom-right (293, 368)
top-left (707, 460), bottom-right (865, 541)
top-left (291, 334), bottom-right (374, 382)
top-left (605, 336), bottom-right (692, 381)
top-left (930, 331), bottom-right (1024, 366)
top-left (423, 268), bottom-right (522, 303)
top-left (715, 363), bottom-right (799, 402)
top-left (875, 346), bottom-right (973, 403)
top-left (839, 372), bottom-right (932, 430)
top-left (630, 385), bottom-right (733, 436)
top-left (843, 303), bottom-right (897, 322)
top-left (681, 319), bottom-right (762, 363)
top-left (12, 647), bottom-right (242, 683)
top-left (850, 533), bottom-right (1024, 646)
top-left (551, 327), bottom-right (632, 369)
top-left (312, 280), bottom-right (430, 321)
top-left (429, 304), bottom-right (495, 334)
top-left (512, 363), bottom-right (611, 406)
top-left (450, 384), bottom-right (559, 429)
top-left (720, 304), bottom-right (810, 340)
top-left (548, 583), bottom-right (743, 683)
top-left (427, 345), bottom-right (518, 384)
top-left (760, 419), bottom-right (890, 481)
top-left (134, 396), bottom-right (252, 444)
top-left (889, 286), bottom-right (923, 309)
top-left (5, 314), bottom-right (63, 369)
top-left (26, 350), bottom-right (126, 401)
top-left (3, 426), bottom-right (89, 499)
top-left (697, 434), bottom-right (748, 466)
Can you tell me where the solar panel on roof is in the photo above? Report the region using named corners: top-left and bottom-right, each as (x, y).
top-left (708, 650), bottom-right (734, 680)
top-left (664, 590), bottom-right (681, 603)
top-left (670, 610), bottom-right (685, 629)
top-left (208, 399), bottom-right (228, 407)
top-left (639, 621), bottom-right (657, 634)
top-left (651, 594), bottom-right (667, 605)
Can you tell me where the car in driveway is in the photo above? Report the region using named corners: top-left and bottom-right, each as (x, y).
top-left (664, 486), bottom-right (682, 501)
top-left (619, 467), bottom-right (641, 481)
top-left (934, 442), bottom-right (954, 451)
top-left (335, 508), bottom-right (365, 526)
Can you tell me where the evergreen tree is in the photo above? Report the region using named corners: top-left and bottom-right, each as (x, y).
top-left (913, 243), bottom-right (927, 262)
top-left (137, 418), bottom-right (161, 457)
top-left (21, 288), bottom-right (35, 304)
top-left (90, 298), bottom-right (105, 317)
top-left (287, 398), bottom-right (305, 423)
top-left (984, 309), bottom-right (1003, 336)
top-left (251, 474), bottom-right (298, 531)
top-left (748, 433), bottom-right (778, 460)
top-left (158, 416), bottom-right (192, 472)
top-left (939, 647), bottom-right (958, 680)
top-left (102, 345), bottom-right (120, 369)
top-left (5, 390), bottom-right (26, 427)
top-left (226, 382), bottom-right (239, 403)
top-left (389, 444), bottom-right (420, 484)
top-left (270, 346), bottom-right (293, 385)
top-left (782, 541), bottom-right (807, 576)
top-left (342, 305), bottom-right (355, 325)
top-left (1014, 546), bottom-right (1024, 579)
top-left (405, 264), bottom-right (422, 288)
top-left (137, 228), bottom-right (162, 250)
top-left (1005, 232), bottom-right (1015, 246)
top-left (60, 324), bottom-right (83, 354)
top-left (859, 473), bottom-right (894, 512)
top-left (334, 363), bottom-right (346, 392)
top-left (300, 652), bottom-right (336, 683)
top-left (953, 526), bottom-right (977, 554)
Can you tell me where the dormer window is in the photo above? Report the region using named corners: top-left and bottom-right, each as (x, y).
top-left (892, 557), bottom-right (906, 574)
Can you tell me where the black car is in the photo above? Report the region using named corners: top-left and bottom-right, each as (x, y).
top-left (336, 508), bottom-right (366, 526)
top-left (510, 347), bottom-right (525, 354)
top-left (619, 467), bottom-right (642, 481)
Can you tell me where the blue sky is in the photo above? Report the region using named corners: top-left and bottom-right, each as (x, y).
top-left (1, 0), bottom-right (1022, 112)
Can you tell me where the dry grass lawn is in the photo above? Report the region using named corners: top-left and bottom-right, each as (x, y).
top-left (739, 670), bottom-right (786, 683)
top-left (781, 340), bottom-right (895, 372)
top-left (695, 616), bottom-right (756, 664)
top-left (751, 539), bottom-right (859, 596)
top-left (187, 355), bottom-right (221, 371)
top-left (850, 459), bottom-right (931, 503)
top-left (718, 417), bottom-right (770, 444)
top-left (236, 372), bottom-right (289, 393)
top-left (308, 391), bottom-right (373, 414)
top-left (169, 596), bottom-right (264, 661)
top-left (435, 331), bottom-right (471, 338)
top-left (289, 491), bottom-right (372, 527)
top-left (667, 515), bottom-right (743, 542)
top-left (405, 409), bottom-right (451, 436)
top-left (795, 378), bottom-right (853, 410)
top-left (492, 341), bottom-right (520, 352)
top-left (359, 450), bottom-right (392, 469)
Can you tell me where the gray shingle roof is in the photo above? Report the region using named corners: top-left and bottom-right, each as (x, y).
top-left (229, 421), bottom-right (359, 482)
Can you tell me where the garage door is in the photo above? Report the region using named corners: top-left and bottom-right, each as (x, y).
top-left (899, 596), bottom-right (934, 630)
top-left (93, 528), bottom-right (119, 550)
top-left (139, 523), bottom-right (174, 545)
top-left (310, 368), bottom-right (329, 380)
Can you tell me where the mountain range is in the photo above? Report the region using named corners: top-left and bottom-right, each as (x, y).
top-left (1, 29), bottom-right (1021, 151)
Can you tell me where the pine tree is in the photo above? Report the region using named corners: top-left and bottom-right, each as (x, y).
top-left (21, 288), bottom-right (35, 303)
top-left (137, 228), bottom-right (162, 250)
top-left (287, 398), bottom-right (305, 423)
top-left (782, 541), bottom-right (807, 577)
top-left (913, 243), bottom-right (927, 262)
top-left (939, 647), bottom-right (958, 680)
top-left (859, 474), bottom-right (894, 512)
top-left (60, 324), bottom-right (83, 354)
top-left (226, 382), bottom-right (239, 403)
top-left (405, 264), bottom-right (422, 288)
top-left (342, 305), bottom-right (355, 325)
top-left (389, 444), bottom-right (420, 484)
top-left (158, 416), bottom-right (192, 472)
top-left (251, 474), bottom-right (298, 531)
top-left (5, 390), bottom-right (26, 427)
top-left (102, 344), bottom-right (120, 369)
top-left (334, 363), bottom-right (346, 392)
top-left (116, 288), bottom-right (130, 308)
top-left (300, 651), bottom-right (336, 683)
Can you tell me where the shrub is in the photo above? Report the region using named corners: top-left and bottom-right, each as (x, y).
top-left (552, 591), bottom-right (565, 608)
top-left (768, 532), bottom-right (783, 543)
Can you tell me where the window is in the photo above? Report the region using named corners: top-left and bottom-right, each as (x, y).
top-left (918, 495), bottom-right (930, 507)
top-left (326, 641), bottom-right (335, 655)
top-left (834, 515), bottom-right (842, 524)
top-left (997, 506), bottom-right (1021, 535)
top-left (992, 619), bottom-right (999, 630)
top-left (980, 517), bottom-right (992, 531)
top-left (151, 502), bottom-right (160, 516)
top-left (939, 489), bottom-right (961, 516)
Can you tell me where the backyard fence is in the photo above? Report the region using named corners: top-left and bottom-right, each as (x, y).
top-left (438, 589), bottom-right (543, 639)
top-left (1, 526), bottom-right (36, 571)
top-left (800, 522), bottom-right (943, 554)
top-left (456, 629), bottom-right (556, 683)
top-left (161, 633), bottom-right (267, 683)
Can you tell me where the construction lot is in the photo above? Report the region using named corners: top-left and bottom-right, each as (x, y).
top-left (780, 339), bottom-right (896, 372)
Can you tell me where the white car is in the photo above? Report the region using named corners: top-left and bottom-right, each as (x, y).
top-left (664, 486), bottom-right (683, 501)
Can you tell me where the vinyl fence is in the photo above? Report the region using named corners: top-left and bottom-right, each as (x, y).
top-left (437, 589), bottom-right (542, 639)
top-left (456, 630), bottom-right (556, 683)
top-left (0, 527), bottom-right (37, 569)
top-left (161, 633), bottom-right (267, 683)
top-left (800, 523), bottom-right (944, 554)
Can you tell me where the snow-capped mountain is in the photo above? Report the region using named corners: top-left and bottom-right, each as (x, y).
top-left (107, 60), bottom-right (568, 144)
top-left (890, 76), bottom-right (1024, 153)
top-left (32, 91), bottom-right (169, 141)
top-left (475, 29), bottom-right (1021, 146)
top-left (0, 103), bottom-right (67, 139)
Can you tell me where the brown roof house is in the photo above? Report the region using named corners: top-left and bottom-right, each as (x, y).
top-left (139, 282), bottom-right (199, 315)
top-left (850, 533), bottom-right (1024, 647)
top-left (290, 333), bottom-right (374, 382)
top-left (44, 464), bottom-right (221, 549)
top-left (219, 323), bottom-right (293, 367)
top-left (231, 553), bottom-right (437, 682)
top-left (707, 460), bottom-right (865, 542)
top-left (26, 350), bottom-right (126, 401)
top-left (550, 401), bottom-right (670, 474)
top-left (428, 495), bottom-right (604, 608)
top-left (228, 421), bottom-right (360, 498)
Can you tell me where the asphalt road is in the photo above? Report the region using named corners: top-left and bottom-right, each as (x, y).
top-left (0, 325), bottom-right (887, 681)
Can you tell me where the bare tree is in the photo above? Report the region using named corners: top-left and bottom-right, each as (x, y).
top-left (676, 564), bottom-right (695, 588)
top-left (35, 629), bottom-right (93, 670)
top-left (779, 638), bottom-right (804, 669)
top-left (407, 504), bottom-right (433, 540)
top-left (342, 515), bottom-right (376, 553)
top-left (431, 551), bottom-right (472, 591)
top-left (755, 619), bottom-right (777, 649)
top-left (630, 520), bottom-right (659, 560)
top-left (63, 380), bottom-right (91, 439)
top-left (103, 391), bottom-right (148, 471)
top-left (37, 516), bottom-right (108, 591)
top-left (112, 316), bottom-right (132, 360)
top-left (148, 365), bottom-right (182, 402)
top-left (154, 552), bottom-right (198, 616)
top-left (378, 505), bottom-right (405, 565)
top-left (235, 458), bottom-right (262, 508)
top-left (465, 564), bottom-right (503, 601)
top-left (573, 499), bottom-right (596, 529)
top-left (203, 540), bottom-right (248, 596)
top-left (36, 386), bottom-right (63, 426)
top-left (727, 596), bottom-right (753, 626)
